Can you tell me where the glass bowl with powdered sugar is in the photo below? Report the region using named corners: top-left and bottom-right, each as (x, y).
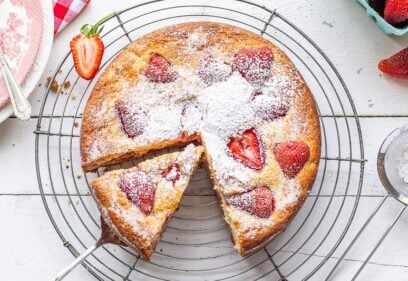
top-left (378, 124), bottom-right (408, 205)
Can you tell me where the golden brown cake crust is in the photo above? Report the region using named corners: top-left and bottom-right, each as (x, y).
top-left (81, 22), bottom-right (321, 256)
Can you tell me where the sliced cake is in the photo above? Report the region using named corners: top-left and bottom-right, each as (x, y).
top-left (91, 144), bottom-right (204, 260)
top-left (81, 22), bottom-right (321, 256)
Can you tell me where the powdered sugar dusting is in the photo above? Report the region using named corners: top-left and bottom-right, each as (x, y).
top-left (202, 131), bottom-right (253, 193)
top-left (265, 70), bottom-right (297, 96)
top-left (181, 100), bottom-right (204, 134)
top-left (186, 27), bottom-right (208, 52)
top-left (86, 134), bottom-right (109, 161)
top-left (200, 72), bottom-right (255, 138)
top-left (251, 92), bottom-right (290, 121)
top-left (198, 55), bottom-right (232, 85)
top-left (175, 143), bottom-right (198, 175)
top-left (231, 46), bottom-right (274, 85)
top-left (274, 179), bottom-right (300, 210)
top-left (143, 105), bottom-right (182, 140)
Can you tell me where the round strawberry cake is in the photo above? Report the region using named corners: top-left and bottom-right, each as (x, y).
top-left (81, 22), bottom-right (321, 257)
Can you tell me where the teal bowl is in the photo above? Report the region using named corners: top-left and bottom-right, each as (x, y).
top-left (357, 0), bottom-right (408, 36)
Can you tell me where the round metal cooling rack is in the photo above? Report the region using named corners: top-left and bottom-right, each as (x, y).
top-left (35, 0), bottom-right (367, 280)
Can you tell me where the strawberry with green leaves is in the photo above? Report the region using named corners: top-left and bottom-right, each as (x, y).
top-left (70, 18), bottom-right (105, 80)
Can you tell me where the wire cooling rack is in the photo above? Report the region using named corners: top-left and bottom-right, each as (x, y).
top-left (33, 0), bottom-right (386, 280)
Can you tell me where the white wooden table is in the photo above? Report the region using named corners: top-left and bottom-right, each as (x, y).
top-left (1, 0), bottom-right (408, 280)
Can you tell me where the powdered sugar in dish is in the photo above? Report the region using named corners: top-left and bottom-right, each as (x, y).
top-left (397, 144), bottom-right (408, 184)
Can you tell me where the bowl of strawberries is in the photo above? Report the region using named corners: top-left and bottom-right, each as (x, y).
top-left (357, 0), bottom-right (408, 35)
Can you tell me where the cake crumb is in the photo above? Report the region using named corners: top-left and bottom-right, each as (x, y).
top-left (63, 81), bottom-right (71, 89)
top-left (46, 76), bottom-right (60, 93)
top-left (322, 21), bottom-right (333, 28)
top-left (73, 122), bottom-right (79, 128)
top-left (71, 93), bottom-right (77, 100)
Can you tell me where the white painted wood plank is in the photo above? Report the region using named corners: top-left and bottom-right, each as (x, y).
top-left (0, 119), bottom-right (38, 194)
top-left (0, 195), bottom-right (94, 281)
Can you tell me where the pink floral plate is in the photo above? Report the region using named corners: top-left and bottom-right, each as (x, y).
top-left (0, 0), bottom-right (43, 108)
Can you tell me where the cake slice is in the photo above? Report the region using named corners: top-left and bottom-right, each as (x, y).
top-left (91, 144), bottom-right (204, 260)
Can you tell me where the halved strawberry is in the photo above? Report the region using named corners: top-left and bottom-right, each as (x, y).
top-left (144, 53), bottom-right (178, 83)
top-left (232, 46), bottom-right (274, 84)
top-left (384, 0), bottom-right (408, 24)
top-left (70, 21), bottom-right (105, 80)
top-left (227, 129), bottom-right (264, 170)
top-left (115, 99), bottom-right (147, 138)
top-left (274, 141), bottom-right (310, 178)
top-left (119, 170), bottom-right (155, 215)
top-left (198, 55), bottom-right (232, 85)
top-left (378, 47), bottom-right (408, 79)
top-left (161, 163), bottom-right (181, 183)
top-left (226, 186), bottom-right (275, 218)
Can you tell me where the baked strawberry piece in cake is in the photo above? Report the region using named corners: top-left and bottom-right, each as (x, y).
top-left (91, 144), bottom-right (204, 260)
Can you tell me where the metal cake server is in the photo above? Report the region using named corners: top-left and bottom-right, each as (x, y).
top-left (54, 217), bottom-right (125, 281)
top-left (0, 50), bottom-right (31, 120)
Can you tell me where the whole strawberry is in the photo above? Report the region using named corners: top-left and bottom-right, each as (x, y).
top-left (378, 47), bottom-right (408, 79)
top-left (384, 0), bottom-right (408, 24)
top-left (70, 20), bottom-right (105, 80)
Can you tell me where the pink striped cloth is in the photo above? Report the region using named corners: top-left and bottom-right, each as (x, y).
top-left (53, 0), bottom-right (90, 35)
